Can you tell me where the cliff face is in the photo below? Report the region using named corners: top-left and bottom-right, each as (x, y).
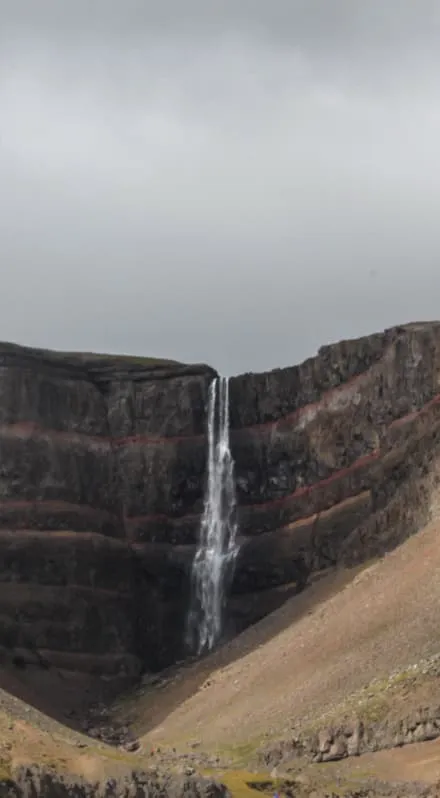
top-left (2, 323), bottom-right (440, 677)
top-left (226, 322), bottom-right (440, 631)
top-left (0, 343), bottom-right (215, 674)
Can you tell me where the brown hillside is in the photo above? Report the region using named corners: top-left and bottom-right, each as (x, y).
top-left (126, 517), bottom-right (440, 754)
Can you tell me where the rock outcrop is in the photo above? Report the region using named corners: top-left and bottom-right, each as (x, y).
top-left (0, 764), bottom-right (229, 798)
top-left (260, 707), bottom-right (440, 768)
top-left (2, 323), bottom-right (440, 676)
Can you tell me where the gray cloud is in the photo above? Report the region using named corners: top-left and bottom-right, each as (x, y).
top-left (1, 1), bottom-right (440, 374)
top-left (3, 1), bottom-right (440, 52)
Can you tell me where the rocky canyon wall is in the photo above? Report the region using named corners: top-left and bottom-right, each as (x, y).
top-left (0, 343), bottom-right (215, 674)
top-left (227, 322), bottom-right (440, 631)
top-left (2, 323), bottom-right (440, 677)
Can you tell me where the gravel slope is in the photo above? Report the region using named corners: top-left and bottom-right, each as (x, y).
top-left (139, 518), bottom-right (440, 749)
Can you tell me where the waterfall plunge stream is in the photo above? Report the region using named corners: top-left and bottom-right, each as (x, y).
top-left (186, 377), bottom-right (239, 654)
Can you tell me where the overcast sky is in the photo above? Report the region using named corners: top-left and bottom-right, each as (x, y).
top-left (1, 1), bottom-right (440, 375)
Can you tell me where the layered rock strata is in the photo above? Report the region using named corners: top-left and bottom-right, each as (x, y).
top-left (0, 344), bottom-right (215, 674)
top-left (226, 322), bottom-right (440, 630)
top-left (2, 324), bottom-right (440, 674)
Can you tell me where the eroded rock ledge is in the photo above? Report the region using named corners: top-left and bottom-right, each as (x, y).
top-left (0, 764), bottom-right (228, 798)
top-left (260, 708), bottom-right (440, 767)
top-left (259, 654), bottom-right (440, 769)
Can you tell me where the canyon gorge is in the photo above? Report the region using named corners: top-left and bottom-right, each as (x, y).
top-left (1, 321), bottom-right (440, 682)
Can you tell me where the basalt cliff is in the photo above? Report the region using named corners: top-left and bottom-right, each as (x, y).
top-left (1, 322), bottom-right (440, 679)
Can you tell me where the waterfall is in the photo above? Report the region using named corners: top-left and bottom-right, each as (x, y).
top-left (186, 377), bottom-right (239, 654)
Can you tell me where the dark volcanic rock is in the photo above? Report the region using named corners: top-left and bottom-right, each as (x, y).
top-left (0, 344), bottom-right (215, 674)
top-left (0, 764), bottom-right (229, 798)
top-left (2, 324), bottom-right (440, 676)
top-left (226, 322), bottom-right (440, 626)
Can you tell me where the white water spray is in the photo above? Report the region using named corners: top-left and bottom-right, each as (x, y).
top-left (187, 377), bottom-right (239, 654)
